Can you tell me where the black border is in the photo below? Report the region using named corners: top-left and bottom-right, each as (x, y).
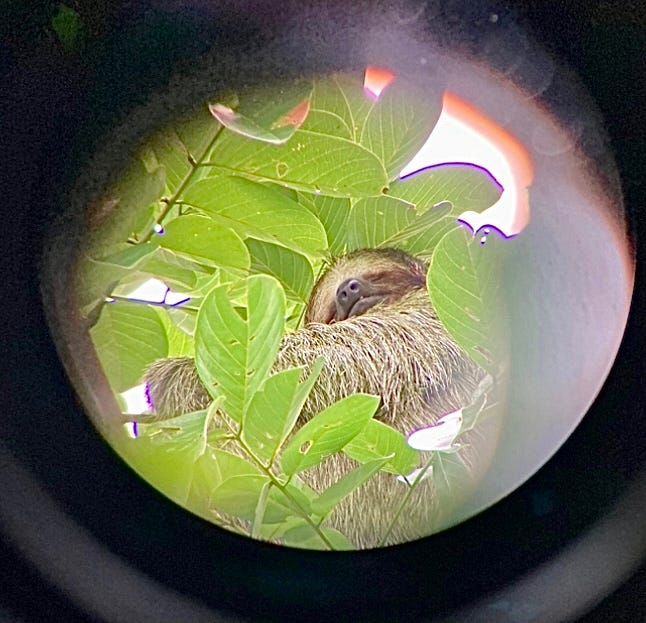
top-left (1, 1), bottom-right (644, 621)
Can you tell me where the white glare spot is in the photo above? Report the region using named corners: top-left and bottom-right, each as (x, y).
top-left (400, 99), bottom-right (532, 238)
top-left (121, 383), bottom-right (151, 415)
top-left (124, 421), bottom-right (139, 438)
top-left (124, 278), bottom-right (169, 303)
top-left (165, 290), bottom-right (191, 305)
top-left (119, 278), bottom-right (189, 306)
top-left (397, 465), bottom-right (434, 485)
top-left (407, 409), bottom-right (463, 451)
top-left (401, 113), bottom-right (510, 192)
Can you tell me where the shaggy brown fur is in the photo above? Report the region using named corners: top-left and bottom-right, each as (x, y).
top-left (143, 248), bottom-right (485, 547)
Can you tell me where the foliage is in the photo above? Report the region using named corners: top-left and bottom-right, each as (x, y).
top-left (50, 5), bottom-right (84, 53)
top-left (81, 70), bottom-right (508, 549)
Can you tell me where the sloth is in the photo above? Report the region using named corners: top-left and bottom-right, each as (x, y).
top-left (143, 248), bottom-right (486, 548)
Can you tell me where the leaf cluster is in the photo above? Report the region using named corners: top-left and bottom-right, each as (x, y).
top-left (81, 70), bottom-right (508, 548)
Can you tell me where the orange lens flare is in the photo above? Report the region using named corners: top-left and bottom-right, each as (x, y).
top-left (441, 92), bottom-right (534, 237)
top-left (363, 66), bottom-right (396, 99)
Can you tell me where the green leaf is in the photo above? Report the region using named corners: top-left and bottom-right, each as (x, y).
top-left (90, 302), bottom-right (168, 392)
top-left (426, 227), bottom-right (506, 374)
top-left (213, 79), bottom-right (313, 143)
top-left (195, 275), bottom-right (286, 421)
top-left (209, 474), bottom-right (271, 520)
top-left (136, 406), bottom-right (216, 458)
top-left (209, 448), bottom-right (263, 481)
top-left (461, 374), bottom-right (495, 432)
top-left (264, 484), bottom-right (311, 523)
top-left (304, 73), bottom-right (374, 141)
top-left (157, 214), bottom-right (250, 272)
top-left (360, 76), bottom-right (442, 181)
top-left (76, 243), bottom-right (159, 316)
top-left (246, 239), bottom-right (314, 303)
top-left (343, 419), bottom-right (419, 475)
top-left (51, 5), bottom-right (83, 53)
top-left (242, 368), bottom-right (304, 464)
top-left (345, 196), bottom-right (459, 259)
top-left (182, 176), bottom-right (327, 257)
top-left (388, 205), bottom-right (459, 259)
top-left (207, 127), bottom-right (388, 198)
top-left (344, 164), bottom-right (502, 258)
top-left (389, 164), bottom-right (502, 213)
top-left (242, 359), bottom-right (324, 466)
top-left (98, 243), bottom-right (158, 268)
top-left (185, 450), bottom-right (233, 519)
top-left (210, 475), bottom-right (311, 523)
top-left (202, 449), bottom-right (310, 523)
top-left (120, 435), bottom-right (200, 507)
top-left (155, 308), bottom-right (195, 357)
top-left (76, 256), bottom-right (133, 319)
top-left (281, 358), bottom-right (325, 450)
top-left (319, 527), bottom-right (355, 550)
top-left (303, 193), bottom-right (351, 255)
top-left (209, 94), bottom-right (311, 145)
top-left (251, 480), bottom-right (272, 538)
top-left (137, 246), bottom-right (209, 291)
top-left (147, 108), bottom-right (221, 191)
top-left (430, 450), bottom-right (474, 516)
top-left (346, 195), bottom-right (416, 250)
top-left (77, 244), bottom-right (205, 320)
top-left (303, 72), bottom-right (441, 182)
top-left (281, 524), bottom-right (355, 550)
top-left (306, 72), bottom-right (395, 142)
top-left (166, 306), bottom-right (198, 337)
top-left (281, 394), bottom-right (380, 476)
top-left (87, 160), bottom-right (165, 256)
top-left (311, 457), bottom-right (391, 518)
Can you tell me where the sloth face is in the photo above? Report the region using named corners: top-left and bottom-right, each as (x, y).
top-left (305, 248), bottom-right (428, 324)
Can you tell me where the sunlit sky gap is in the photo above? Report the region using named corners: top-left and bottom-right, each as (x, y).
top-left (363, 67), bottom-right (533, 238)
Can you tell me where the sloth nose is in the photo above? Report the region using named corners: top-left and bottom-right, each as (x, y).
top-left (337, 278), bottom-right (364, 305)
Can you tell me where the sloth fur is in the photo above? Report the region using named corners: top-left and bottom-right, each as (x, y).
top-left (143, 248), bottom-right (485, 547)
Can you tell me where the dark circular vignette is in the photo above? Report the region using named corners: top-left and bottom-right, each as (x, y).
top-left (1, 1), bottom-right (644, 622)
